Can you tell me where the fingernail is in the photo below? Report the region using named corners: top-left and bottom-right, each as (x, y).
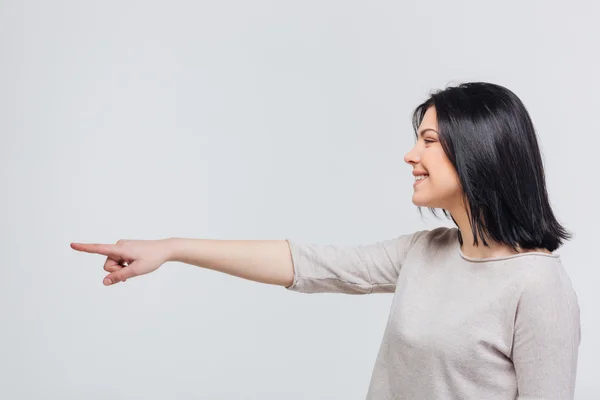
top-left (104, 278), bottom-right (111, 285)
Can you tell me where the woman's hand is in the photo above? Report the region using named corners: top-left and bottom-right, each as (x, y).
top-left (70, 238), bottom-right (173, 286)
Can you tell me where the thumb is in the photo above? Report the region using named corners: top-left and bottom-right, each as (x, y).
top-left (103, 264), bottom-right (139, 286)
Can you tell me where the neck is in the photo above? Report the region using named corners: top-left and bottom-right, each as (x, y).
top-left (448, 202), bottom-right (543, 259)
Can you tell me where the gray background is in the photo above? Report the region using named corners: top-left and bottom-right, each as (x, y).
top-left (1, 0), bottom-right (598, 398)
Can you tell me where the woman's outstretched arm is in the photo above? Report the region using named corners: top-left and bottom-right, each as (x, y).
top-left (70, 238), bottom-right (294, 287)
top-left (71, 229), bottom-right (431, 291)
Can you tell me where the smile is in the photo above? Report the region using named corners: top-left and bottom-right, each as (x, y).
top-left (414, 175), bottom-right (429, 186)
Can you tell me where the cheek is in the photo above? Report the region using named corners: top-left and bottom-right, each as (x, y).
top-left (429, 153), bottom-right (460, 189)
top-left (426, 150), bottom-right (451, 174)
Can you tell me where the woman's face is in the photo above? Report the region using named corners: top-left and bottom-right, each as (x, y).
top-left (404, 106), bottom-right (462, 210)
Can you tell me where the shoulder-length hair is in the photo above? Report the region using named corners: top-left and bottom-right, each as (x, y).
top-left (412, 81), bottom-right (572, 252)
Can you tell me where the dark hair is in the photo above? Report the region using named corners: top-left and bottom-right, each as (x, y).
top-left (411, 81), bottom-right (572, 252)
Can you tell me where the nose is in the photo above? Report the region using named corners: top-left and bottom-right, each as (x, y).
top-left (404, 143), bottom-right (420, 165)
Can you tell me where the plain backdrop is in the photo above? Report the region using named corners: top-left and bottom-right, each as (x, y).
top-left (1, 0), bottom-right (598, 399)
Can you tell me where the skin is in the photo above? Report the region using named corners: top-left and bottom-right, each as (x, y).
top-left (70, 239), bottom-right (173, 286)
top-left (404, 106), bottom-right (552, 259)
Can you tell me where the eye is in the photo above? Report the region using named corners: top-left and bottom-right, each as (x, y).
top-left (424, 139), bottom-right (435, 144)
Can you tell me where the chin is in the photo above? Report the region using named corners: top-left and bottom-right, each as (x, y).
top-left (412, 194), bottom-right (435, 208)
top-left (412, 193), bottom-right (448, 209)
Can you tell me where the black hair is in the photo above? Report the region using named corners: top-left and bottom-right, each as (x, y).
top-left (411, 81), bottom-right (572, 252)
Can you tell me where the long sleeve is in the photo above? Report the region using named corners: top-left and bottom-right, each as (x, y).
top-left (512, 260), bottom-right (581, 400)
top-left (284, 230), bottom-right (429, 294)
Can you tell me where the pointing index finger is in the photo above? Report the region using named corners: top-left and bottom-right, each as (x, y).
top-left (70, 242), bottom-right (116, 256)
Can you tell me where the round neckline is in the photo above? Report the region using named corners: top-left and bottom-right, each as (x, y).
top-left (457, 244), bottom-right (559, 263)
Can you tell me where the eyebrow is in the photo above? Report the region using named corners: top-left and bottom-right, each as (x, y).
top-left (418, 128), bottom-right (439, 138)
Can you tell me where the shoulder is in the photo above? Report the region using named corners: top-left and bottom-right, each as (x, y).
top-left (395, 226), bottom-right (456, 245)
top-left (388, 226), bottom-right (458, 261)
top-left (515, 258), bottom-right (580, 334)
top-left (407, 226), bottom-right (458, 252)
top-left (519, 257), bottom-right (577, 297)
top-left (522, 259), bottom-right (579, 315)
top-left (514, 257), bottom-right (581, 345)
top-left (424, 226), bottom-right (458, 244)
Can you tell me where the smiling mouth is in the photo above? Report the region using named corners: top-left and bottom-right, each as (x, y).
top-left (414, 175), bottom-right (429, 186)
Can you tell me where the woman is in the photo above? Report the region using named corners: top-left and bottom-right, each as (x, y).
top-left (71, 82), bottom-right (580, 399)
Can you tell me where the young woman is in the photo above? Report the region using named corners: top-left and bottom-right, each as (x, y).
top-left (71, 82), bottom-right (580, 399)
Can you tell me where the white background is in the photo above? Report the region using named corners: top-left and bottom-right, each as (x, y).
top-left (1, 0), bottom-right (598, 398)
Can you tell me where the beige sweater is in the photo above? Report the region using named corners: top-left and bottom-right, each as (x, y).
top-left (285, 227), bottom-right (580, 399)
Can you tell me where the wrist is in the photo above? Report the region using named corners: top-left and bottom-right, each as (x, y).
top-left (162, 237), bottom-right (180, 263)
